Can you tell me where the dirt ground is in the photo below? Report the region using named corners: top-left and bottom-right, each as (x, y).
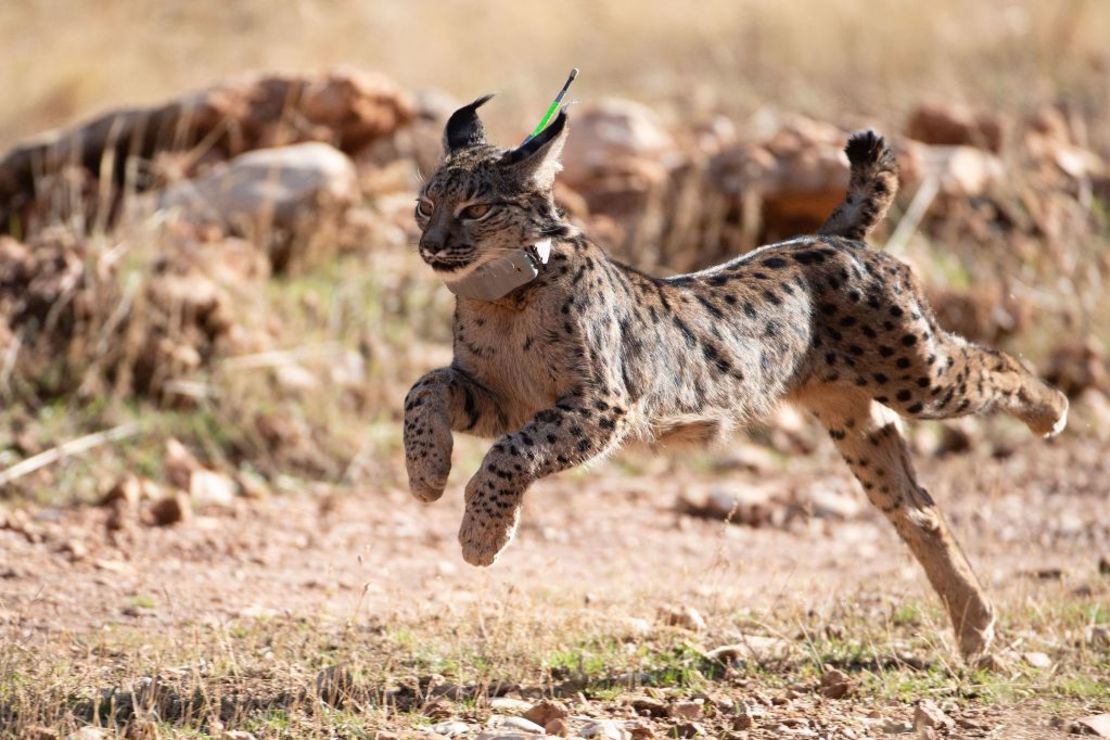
top-left (3, 421), bottom-right (1108, 738)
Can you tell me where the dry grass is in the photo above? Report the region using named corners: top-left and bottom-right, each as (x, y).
top-left (1, 1), bottom-right (1108, 737)
top-left (2, 579), bottom-right (1107, 736)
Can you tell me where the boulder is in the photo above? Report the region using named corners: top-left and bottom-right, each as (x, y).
top-left (156, 142), bottom-right (358, 234)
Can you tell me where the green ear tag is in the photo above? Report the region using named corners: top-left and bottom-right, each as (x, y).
top-left (521, 68), bottom-right (578, 145)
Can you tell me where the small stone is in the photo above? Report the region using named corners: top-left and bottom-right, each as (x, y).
top-left (880, 718), bottom-right (914, 734)
top-left (818, 668), bottom-right (853, 699)
top-left (523, 699), bottom-right (569, 726)
top-left (658, 604), bottom-right (706, 632)
top-left (1072, 714), bottom-right (1110, 737)
top-left (673, 722), bottom-right (705, 738)
top-left (1086, 625), bottom-right (1109, 649)
top-left (544, 718), bottom-right (570, 737)
top-left (59, 539), bottom-right (88, 562)
top-left (627, 721), bottom-right (654, 740)
top-left (669, 701), bottom-right (703, 720)
top-left (581, 720), bottom-right (632, 740)
top-left (1099, 555), bottom-right (1110, 576)
top-left (100, 475), bottom-right (141, 508)
top-left (914, 700), bottom-right (955, 731)
top-left (430, 722), bottom-right (471, 738)
top-left (1023, 651), bottom-right (1052, 669)
top-left (707, 635), bottom-right (788, 662)
top-left (149, 492), bottom-right (191, 526)
top-left (189, 469), bottom-right (238, 506)
top-left (488, 716), bottom-right (544, 734)
top-left (630, 697), bottom-right (669, 717)
top-left (489, 696), bottom-right (534, 715)
top-left (67, 729), bottom-right (110, 740)
top-left (164, 438), bottom-right (201, 489)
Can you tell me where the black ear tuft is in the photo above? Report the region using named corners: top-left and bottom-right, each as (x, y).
top-left (444, 94), bottom-right (495, 153)
top-left (505, 108), bottom-right (568, 165)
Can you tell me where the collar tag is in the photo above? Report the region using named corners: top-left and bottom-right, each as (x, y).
top-left (442, 239), bottom-right (553, 302)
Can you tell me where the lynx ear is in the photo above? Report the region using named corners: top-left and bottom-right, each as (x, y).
top-left (444, 94), bottom-right (495, 154)
top-left (504, 109), bottom-right (568, 189)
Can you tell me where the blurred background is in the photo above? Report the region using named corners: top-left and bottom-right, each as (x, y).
top-left (1, 2), bottom-right (1108, 735)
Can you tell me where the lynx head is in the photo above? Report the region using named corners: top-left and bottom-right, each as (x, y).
top-left (415, 94), bottom-right (570, 274)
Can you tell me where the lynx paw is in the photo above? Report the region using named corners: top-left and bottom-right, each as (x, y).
top-left (404, 420), bottom-right (453, 503)
top-left (1025, 390), bottom-right (1069, 439)
top-left (458, 477), bottom-right (523, 566)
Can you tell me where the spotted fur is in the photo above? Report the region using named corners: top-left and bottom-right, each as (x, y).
top-left (403, 97), bottom-right (1068, 661)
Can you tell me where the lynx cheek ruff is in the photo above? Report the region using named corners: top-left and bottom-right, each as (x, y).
top-left (441, 238), bottom-right (553, 301)
top-left (439, 69), bottom-right (576, 302)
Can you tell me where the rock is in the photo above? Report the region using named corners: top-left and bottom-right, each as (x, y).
top-left (1101, 555), bottom-right (1110, 576)
top-left (523, 699), bottom-right (569, 727)
top-left (581, 720), bottom-right (632, 740)
top-left (669, 701), bottom-right (703, 720)
top-left (67, 729), bottom-right (110, 740)
top-left (913, 700), bottom-right (955, 731)
top-left (157, 142), bottom-right (359, 235)
top-left (905, 102), bottom-right (1005, 153)
top-left (224, 732), bottom-right (259, 740)
top-left (707, 635), bottom-right (789, 662)
top-left (274, 363), bottom-right (319, 393)
top-left (429, 722), bottom-right (472, 738)
top-left (619, 616), bottom-right (652, 639)
top-left (101, 475), bottom-right (141, 508)
top-left (1072, 714), bottom-right (1110, 737)
top-left (489, 696), bottom-right (534, 715)
top-left (673, 722), bottom-right (705, 738)
top-left (560, 98), bottom-right (675, 187)
top-left (880, 717), bottom-right (914, 734)
top-left (1023, 651), bottom-right (1053, 669)
top-left (544, 718), bottom-right (570, 737)
top-left (657, 604), bottom-right (706, 631)
top-left (804, 487), bottom-right (862, 520)
top-left (818, 668), bottom-right (853, 699)
top-left (630, 696), bottom-right (669, 717)
top-left (58, 539), bottom-right (88, 562)
top-left (1087, 625), bottom-right (1109, 649)
top-left (678, 484), bottom-right (780, 527)
top-left (189, 469), bottom-right (238, 506)
top-left (487, 715), bottom-right (544, 734)
top-left (164, 438), bottom-right (201, 489)
top-left (148, 492), bottom-right (191, 526)
top-left (905, 142), bottom-right (1005, 197)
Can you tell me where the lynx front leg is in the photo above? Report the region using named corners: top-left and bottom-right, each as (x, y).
top-left (797, 389), bottom-right (996, 661)
top-left (403, 367), bottom-right (507, 503)
top-left (459, 394), bottom-right (630, 566)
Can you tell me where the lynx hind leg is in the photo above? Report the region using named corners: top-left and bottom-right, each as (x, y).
top-left (798, 389), bottom-right (996, 661)
top-left (820, 257), bottom-right (1068, 437)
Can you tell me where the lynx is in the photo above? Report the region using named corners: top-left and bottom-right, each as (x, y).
top-left (402, 96), bottom-right (1069, 660)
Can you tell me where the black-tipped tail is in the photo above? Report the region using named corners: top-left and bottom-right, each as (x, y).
top-left (818, 130), bottom-right (898, 243)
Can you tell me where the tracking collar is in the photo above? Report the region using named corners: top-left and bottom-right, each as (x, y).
top-left (441, 239), bottom-right (552, 302)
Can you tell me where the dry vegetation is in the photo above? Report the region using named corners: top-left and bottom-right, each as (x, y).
top-left (1, 1), bottom-right (1108, 738)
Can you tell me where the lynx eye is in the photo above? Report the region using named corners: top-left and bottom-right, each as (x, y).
top-left (415, 199), bottom-right (433, 218)
top-left (458, 203), bottom-right (492, 221)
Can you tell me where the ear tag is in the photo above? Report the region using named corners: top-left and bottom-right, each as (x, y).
top-left (534, 238), bottom-right (552, 264)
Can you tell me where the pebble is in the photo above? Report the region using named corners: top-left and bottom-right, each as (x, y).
top-left (914, 700), bottom-right (955, 731)
top-left (149, 492), bottom-right (191, 526)
top-left (523, 699), bottom-right (569, 726)
top-left (1072, 714), bottom-right (1110, 737)
top-left (657, 604), bottom-right (706, 632)
top-left (1022, 651), bottom-right (1053, 669)
top-left (818, 668), bottom-right (853, 699)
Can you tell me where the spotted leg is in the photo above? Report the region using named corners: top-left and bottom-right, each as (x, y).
top-left (459, 394), bottom-right (631, 566)
top-left (797, 388), bottom-right (996, 661)
top-left (403, 367), bottom-right (507, 503)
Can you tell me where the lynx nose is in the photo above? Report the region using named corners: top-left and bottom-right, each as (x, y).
top-left (419, 228), bottom-right (447, 254)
